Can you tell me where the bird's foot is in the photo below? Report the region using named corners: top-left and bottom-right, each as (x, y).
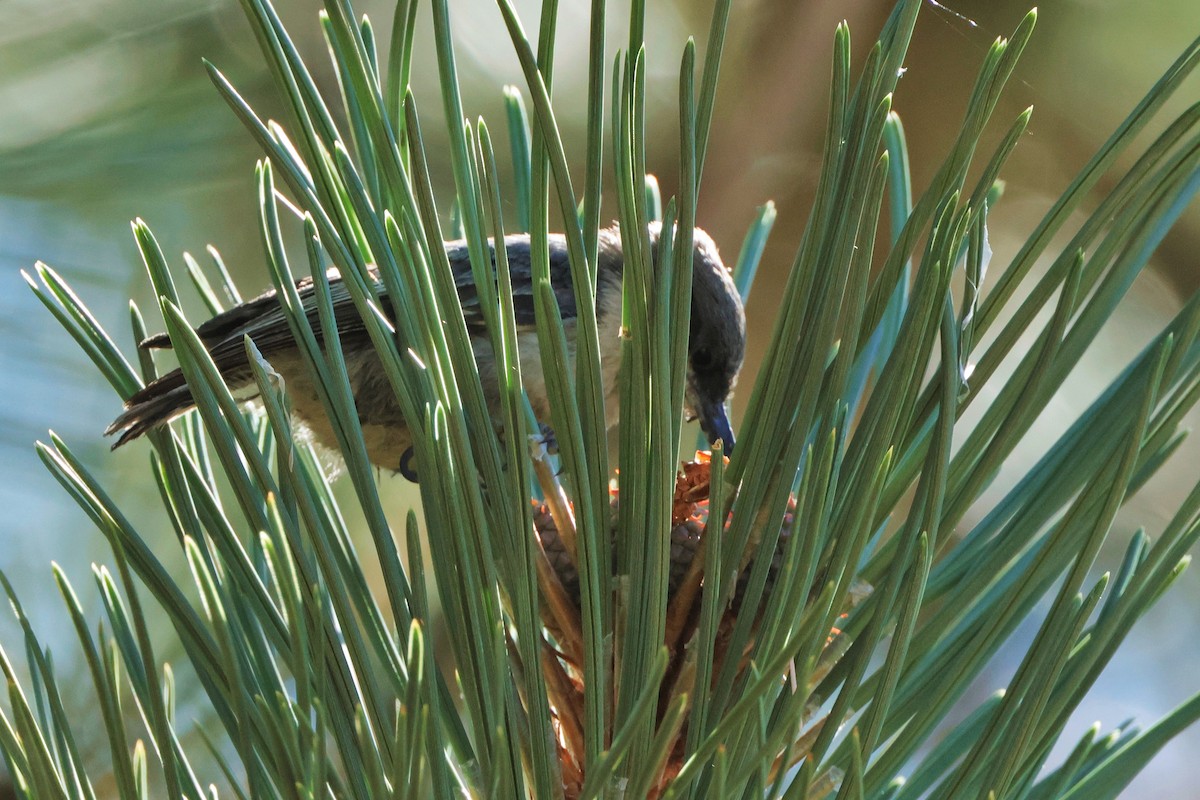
top-left (530, 422), bottom-right (559, 459)
top-left (526, 422), bottom-right (569, 478)
top-left (398, 447), bottom-right (419, 483)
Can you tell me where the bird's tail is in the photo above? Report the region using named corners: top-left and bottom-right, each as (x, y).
top-left (107, 283), bottom-right (290, 448)
top-left (106, 333), bottom-right (257, 448)
top-left (105, 372), bottom-right (198, 448)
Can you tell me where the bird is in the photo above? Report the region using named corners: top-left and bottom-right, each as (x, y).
top-left (106, 222), bottom-right (746, 479)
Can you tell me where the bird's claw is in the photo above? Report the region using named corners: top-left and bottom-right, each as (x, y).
top-left (530, 422), bottom-right (559, 459)
top-left (398, 447), bottom-right (419, 483)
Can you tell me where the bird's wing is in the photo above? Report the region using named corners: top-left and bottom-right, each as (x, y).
top-left (115, 235), bottom-right (592, 442)
top-left (448, 233), bottom-right (579, 337)
top-left (142, 234), bottom-right (584, 359)
top-left (137, 280), bottom-right (309, 350)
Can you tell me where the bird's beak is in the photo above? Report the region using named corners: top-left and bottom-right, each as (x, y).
top-left (699, 398), bottom-right (736, 454)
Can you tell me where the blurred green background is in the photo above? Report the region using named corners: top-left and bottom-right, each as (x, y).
top-left (0, 0), bottom-right (1197, 796)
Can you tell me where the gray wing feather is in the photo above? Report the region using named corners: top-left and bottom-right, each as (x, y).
top-left (450, 233), bottom-right (577, 334)
top-left (110, 232), bottom-right (586, 445)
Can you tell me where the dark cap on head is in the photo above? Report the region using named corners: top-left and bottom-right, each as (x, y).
top-left (646, 223), bottom-right (746, 453)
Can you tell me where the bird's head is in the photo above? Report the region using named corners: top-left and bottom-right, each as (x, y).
top-left (684, 228), bottom-right (745, 453)
top-left (645, 223), bottom-right (746, 453)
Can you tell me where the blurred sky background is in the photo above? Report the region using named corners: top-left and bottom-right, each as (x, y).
top-left (0, 0), bottom-right (1198, 796)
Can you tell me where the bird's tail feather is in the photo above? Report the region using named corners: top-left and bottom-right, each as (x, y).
top-left (106, 371), bottom-right (197, 448)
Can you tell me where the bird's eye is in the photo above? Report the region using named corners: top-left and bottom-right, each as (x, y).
top-left (692, 348), bottom-right (714, 370)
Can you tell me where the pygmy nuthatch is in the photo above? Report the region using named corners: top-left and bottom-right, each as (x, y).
top-left (107, 223), bottom-right (746, 478)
